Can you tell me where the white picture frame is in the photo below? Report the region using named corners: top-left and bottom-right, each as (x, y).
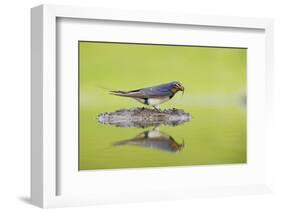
top-left (31, 4), bottom-right (274, 208)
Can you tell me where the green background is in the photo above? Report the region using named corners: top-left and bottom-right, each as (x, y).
top-left (79, 41), bottom-right (247, 170)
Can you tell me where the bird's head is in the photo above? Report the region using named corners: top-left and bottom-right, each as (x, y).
top-left (170, 81), bottom-right (185, 95)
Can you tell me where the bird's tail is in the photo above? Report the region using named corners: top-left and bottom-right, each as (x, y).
top-left (110, 90), bottom-right (134, 97)
top-left (97, 85), bottom-right (138, 98)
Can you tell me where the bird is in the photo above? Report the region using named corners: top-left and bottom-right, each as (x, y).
top-left (110, 81), bottom-right (185, 111)
top-left (113, 128), bottom-right (185, 153)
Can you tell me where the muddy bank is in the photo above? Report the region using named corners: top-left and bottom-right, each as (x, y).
top-left (97, 107), bottom-right (191, 128)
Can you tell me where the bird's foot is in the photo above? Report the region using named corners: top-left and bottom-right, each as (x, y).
top-left (153, 106), bottom-right (161, 112)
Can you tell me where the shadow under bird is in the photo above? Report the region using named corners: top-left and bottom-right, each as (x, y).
top-left (110, 81), bottom-right (185, 110)
top-left (113, 128), bottom-right (185, 153)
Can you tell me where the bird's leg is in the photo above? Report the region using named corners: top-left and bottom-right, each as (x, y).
top-left (152, 125), bottom-right (160, 131)
top-left (153, 105), bottom-right (161, 112)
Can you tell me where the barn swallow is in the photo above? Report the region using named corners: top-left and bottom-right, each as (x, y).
top-left (110, 81), bottom-right (184, 110)
top-left (113, 128), bottom-right (185, 153)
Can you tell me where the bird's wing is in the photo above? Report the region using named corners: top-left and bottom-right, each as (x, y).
top-left (111, 85), bottom-right (173, 98)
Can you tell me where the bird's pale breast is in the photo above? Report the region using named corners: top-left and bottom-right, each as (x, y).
top-left (147, 97), bottom-right (170, 106)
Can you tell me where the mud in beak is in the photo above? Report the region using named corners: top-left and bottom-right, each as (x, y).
top-left (179, 85), bottom-right (184, 96)
top-left (177, 139), bottom-right (185, 152)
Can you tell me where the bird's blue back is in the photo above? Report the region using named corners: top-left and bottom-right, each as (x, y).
top-left (138, 82), bottom-right (176, 97)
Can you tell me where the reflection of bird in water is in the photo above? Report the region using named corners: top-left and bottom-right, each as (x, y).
top-left (110, 81), bottom-right (185, 111)
top-left (113, 128), bottom-right (185, 153)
